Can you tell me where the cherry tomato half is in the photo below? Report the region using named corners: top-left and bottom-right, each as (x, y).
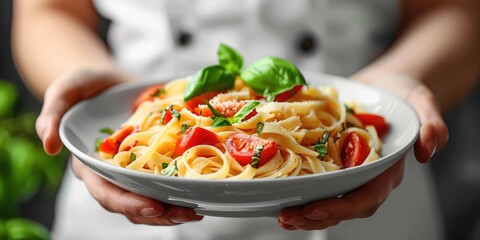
top-left (99, 125), bottom-right (135, 154)
top-left (341, 132), bottom-right (369, 168)
top-left (355, 113), bottom-right (389, 139)
top-left (132, 84), bottom-right (165, 111)
top-left (275, 85), bottom-right (303, 102)
top-left (174, 127), bottom-right (218, 155)
top-left (225, 133), bottom-right (278, 167)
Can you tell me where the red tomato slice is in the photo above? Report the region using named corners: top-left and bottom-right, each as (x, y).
top-left (355, 113), bottom-right (389, 139)
top-left (174, 127), bottom-right (218, 155)
top-left (275, 85), bottom-right (303, 102)
top-left (225, 133), bottom-right (278, 167)
top-left (194, 105), bottom-right (214, 117)
top-left (341, 132), bottom-right (369, 168)
top-left (163, 109), bottom-right (173, 124)
top-left (185, 92), bottom-right (220, 113)
top-left (99, 125), bottom-right (135, 154)
top-left (132, 84), bottom-right (165, 111)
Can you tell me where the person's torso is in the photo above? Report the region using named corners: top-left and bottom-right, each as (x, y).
top-left (94, 0), bottom-right (399, 79)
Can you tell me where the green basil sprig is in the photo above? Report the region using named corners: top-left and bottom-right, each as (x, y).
top-left (161, 161), bottom-right (178, 176)
top-left (240, 57), bottom-right (307, 101)
top-left (314, 132), bottom-right (330, 159)
top-left (207, 101), bottom-right (260, 127)
top-left (218, 43), bottom-right (243, 74)
top-left (184, 65), bottom-right (236, 101)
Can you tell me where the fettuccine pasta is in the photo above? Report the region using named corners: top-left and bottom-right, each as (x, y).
top-left (97, 77), bottom-right (387, 180)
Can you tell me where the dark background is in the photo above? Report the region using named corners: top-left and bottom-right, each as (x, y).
top-left (1, 1), bottom-right (480, 240)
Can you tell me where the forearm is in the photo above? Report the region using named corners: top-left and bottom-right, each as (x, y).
top-left (12, 0), bottom-right (124, 98)
top-left (354, 1), bottom-right (480, 111)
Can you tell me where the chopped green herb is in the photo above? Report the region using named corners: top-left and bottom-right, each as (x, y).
top-left (161, 161), bottom-right (178, 176)
top-left (250, 145), bottom-right (264, 168)
top-left (345, 104), bottom-right (354, 114)
top-left (159, 109), bottom-right (167, 124)
top-left (130, 153), bottom-right (137, 163)
top-left (256, 122), bottom-right (265, 136)
top-left (211, 116), bottom-right (232, 127)
top-left (206, 101), bottom-right (225, 117)
top-left (95, 138), bottom-right (103, 152)
top-left (99, 127), bottom-right (114, 135)
top-left (314, 132), bottom-right (330, 159)
top-left (150, 88), bottom-right (165, 97)
top-left (230, 101), bottom-right (260, 123)
top-left (171, 109), bottom-right (181, 121)
top-left (181, 124), bottom-right (191, 134)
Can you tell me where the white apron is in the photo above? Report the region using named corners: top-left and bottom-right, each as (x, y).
top-left (52, 1), bottom-right (444, 239)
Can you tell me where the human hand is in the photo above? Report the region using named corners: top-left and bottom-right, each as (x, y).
top-left (71, 157), bottom-right (203, 225)
top-left (354, 74), bottom-right (449, 163)
top-left (278, 158), bottom-right (404, 230)
top-left (36, 68), bottom-right (203, 225)
top-left (278, 74), bottom-right (449, 230)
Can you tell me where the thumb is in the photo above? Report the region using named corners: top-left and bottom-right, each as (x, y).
top-left (36, 69), bottom-right (133, 155)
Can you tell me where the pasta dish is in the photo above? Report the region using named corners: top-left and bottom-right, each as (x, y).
top-left (96, 44), bottom-right (388, 180)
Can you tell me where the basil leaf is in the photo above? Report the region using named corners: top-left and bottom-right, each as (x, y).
top-left (206, 101), bottom-right (225, 117)
top-left (211, 117), bottom-right (232, 127)
top-left (218, 43), bottom-right (243, 74)
top-left (129, 153), bottom-right (137, 163)
top-left (181, 124), bottom-right (191, 134)
top-left (171, 109), bottom-right (181, 121)
top-left (150, 88), bottom-right (165, 97)
top-left (95, 138), bottom-right (102, 152)
top-left (250, 145), bottom-right (264, 168)
top-left (240, 57), bottom-right (307, 101)
top-left (184, 65), bottom-right (236, 101)
top-left (99, 127), bottom-right (114, 135)
top-left (256, 122), bottom-right (264, 136)
top-left (230, 101), bottom-right (260, 123)
top-left (345, 104), bottom-right (354, 114)
top-left (314, 132), bottom-right (330, 159)
top-left (161, 161), bottom-right (178, 176)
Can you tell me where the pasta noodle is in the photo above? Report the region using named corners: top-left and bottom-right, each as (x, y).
top-left (97, 77), bottom-right (386, 180)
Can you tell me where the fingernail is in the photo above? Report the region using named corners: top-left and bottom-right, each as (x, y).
top-left (427, 139), bottom-right (438, 159)
top-left (171, 212), bottom-right (191, 224)
top-left (305, 209), bottom-right (329, 220)
top-left (139, 207), bottom-right (162, 217)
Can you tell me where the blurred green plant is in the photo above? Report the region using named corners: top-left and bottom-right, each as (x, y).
top-left (0, 80), bottom-right (68, 240)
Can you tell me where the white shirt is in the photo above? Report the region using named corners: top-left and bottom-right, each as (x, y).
top-left (51, 1), bottom-right (444, 239)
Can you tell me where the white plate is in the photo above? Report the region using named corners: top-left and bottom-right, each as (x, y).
top-left (59, 72), bottom-right (419, 218)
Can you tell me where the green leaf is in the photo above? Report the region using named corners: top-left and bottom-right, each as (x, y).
top-left (161, 161), bottom-right (177, 176)
top-left (230, 101), bottom-right (260, 123)
top-left (150, 88), bottom-right (165, 97)
top-left (0, 219), bottom-right (5, 239)
top-left (345, 104), bottom-right (354, 114)
top-left (171, 109), bottom-right (181, 121)
top-left (5, 218), bottom-right (49, 240)
top-left (95, 138), bottom-right (102, 152)
top-left (184, 65), bottom-right (236, 101)
top-left (314, 132), bottom-right (330, 159)
top-left (250, 145), bottom-right (264, 168)
top-left (256, 122), bottom-right (264, 136)
top-left (99, 128), bottom-right (114, 135)
top-left (218, 43), bottom-right (243, 74)
top-left (0, 80), bottom-right (18, 117)
top-left (129, 153), bottom-right (136, 163)
top-left (211, 117), bottom-right (232, 127)
top-left (206, 101), bottom-right (225, 118)
top-left (240, 57), bottom-right (307, 101)
top-left (181, 124), bottom-right (191, 134)
top-left (8, 138), bottom-right (43, 201)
